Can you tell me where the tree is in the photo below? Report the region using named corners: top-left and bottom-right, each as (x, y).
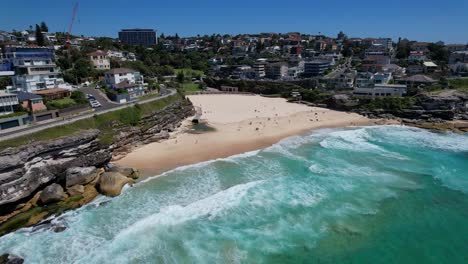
top-left (428, 43), bottom-right (449, 62)
top-left (176, 71), bottom-right (185, 83)
top-left (35, 24), bottom-right (45, 46)
top-left (160, 33), bottom-right (165, 39)
top-left (0, 76), bottom-right (11, 90)
top-left (40, 21), bottom-right (49, 32)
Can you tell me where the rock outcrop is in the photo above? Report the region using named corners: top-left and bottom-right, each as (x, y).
top-left (0, 130), bottom-right (111, 207)
top-left (328, 90), bottom-right (468, 122)
top-left (107, 165), bottom-right (139, 179)
top-left (97, 172), bottom-right (134, 197)
top-left (112, 99), bottom-right (195, 157)
top-left (39, 184), bottom-right (67, 204)
top-left (0, 96), bottom-right (193, 238)
top-left (66, 167), bottom-right (99, 188)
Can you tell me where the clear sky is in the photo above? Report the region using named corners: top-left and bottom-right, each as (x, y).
top-left (1, 0), bottom-right (467, 43)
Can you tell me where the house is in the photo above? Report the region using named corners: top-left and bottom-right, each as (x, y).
top-left (5, 46), bottom-right (62, 92)
top-left (408, 51), bottom-right (427, 62)
top-left (423, 61), bottom-right (438, 73)
top-left (364, 44), bottom-right (389, 56)
top-left (355, 72), bottom-right (375, 88)
top-left (42, 32), bottom-right (57, 43)
top-left (0, 31), bottom-right (17, 43)
top-left (105, 68), bottom-right (146, 102)
top-left (399, 74), bottom-right (437, 87)
top-left (0, 91), bottom-right (19, 116)
top-left (88, 50), bottom-right (110, 70)
top-left (449, 51), bottom-right (468, 64)
top-left (375, 38), bottom-right (393, 50)
top-left (105, 68), bottom-right (144, 86)
top-left (411, 42), bottom-right (430, 54)
top-left (446, 44), bottom-right (467, 53)
top-left (364, 55), bottom-right (390, 65)
top-left (373, 72), bottom-right (392, 84)
top-left (34, 88), bottom-right (71, 101)
top-left (114, 81), bottom-right (146, 100)
top-left (354, 84), bottom-right (407, 97)
top-left (407, 65), bottom-right (424, 75)
top-left (0, 91), bottom-right (30, 130)
top-left (16, 91), bottom-right (47, 112)
top-left (327, 73), bottom-right (355, 89)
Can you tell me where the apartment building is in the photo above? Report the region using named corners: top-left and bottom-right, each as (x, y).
top-left (5, 47), bottom-right (61, 92)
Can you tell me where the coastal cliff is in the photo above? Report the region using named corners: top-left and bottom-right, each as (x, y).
top-left (0, 96), bottom-right (195, 236)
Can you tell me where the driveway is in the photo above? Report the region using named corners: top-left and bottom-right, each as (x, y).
top-left (80, 86), bottom-right (116, 111)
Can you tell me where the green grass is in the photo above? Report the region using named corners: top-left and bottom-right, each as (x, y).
top-left (0, 93), bottom-right (183, 150)
top-left (46, 98), bottom-right (77, 110)
top-left (448, 78), bottom-right (468, 93)
top-left (0, 112), bottom-right (29, 119)
top-left (175, 68), bottom-right (204, 78)
top-left (182, 82), bottom-right (200, 92)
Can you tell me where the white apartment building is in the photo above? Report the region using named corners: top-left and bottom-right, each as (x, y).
top-left (253, 59), bottom-right (267, 78)
top-left (104, 68), bottom-right (143, 86)
top-left (354, 84), bottom-right (407, 97)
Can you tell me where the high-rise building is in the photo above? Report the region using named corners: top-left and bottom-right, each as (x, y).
top-left (118, 29), bottom-right (157, 46)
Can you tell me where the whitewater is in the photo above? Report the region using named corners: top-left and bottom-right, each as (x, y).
top-left (0, 125), bottom-right (467, 264)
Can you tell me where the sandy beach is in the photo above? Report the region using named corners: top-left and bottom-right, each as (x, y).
top-left (116, 94), bottom-right (376, 177)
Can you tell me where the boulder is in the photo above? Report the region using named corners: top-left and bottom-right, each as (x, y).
top-left (65, 167), bottom-right (98, 188)
top-left (67, 185), bottom-right (85, 196)
top-left (107, 165), bottom-right (140, 179)
top-left (39, 184), bottom-right (67, 204)
top-left (0, 254), bottom-right (24, 264)
top-left (97, 172), bottom-right (134, 197)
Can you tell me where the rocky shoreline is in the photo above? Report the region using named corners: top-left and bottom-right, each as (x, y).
top-left (327, 90), bottom-right (468, 133)
top-left (0, 98), bottom-right (195, 240)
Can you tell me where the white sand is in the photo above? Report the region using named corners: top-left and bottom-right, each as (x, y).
top-left (116, 94), bottom-right (375, 177)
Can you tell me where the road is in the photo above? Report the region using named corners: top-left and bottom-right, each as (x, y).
top-left (80, 86), bottom-right (117, 111)
top-left (0, 88), bottom-right (176, 141)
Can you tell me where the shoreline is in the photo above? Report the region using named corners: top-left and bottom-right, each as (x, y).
top-left (116, 94), bottom-right (393, 178)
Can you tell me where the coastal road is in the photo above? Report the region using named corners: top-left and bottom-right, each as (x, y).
top-left (0, 88), bottom-right (177, 142)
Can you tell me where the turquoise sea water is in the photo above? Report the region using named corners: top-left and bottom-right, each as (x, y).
top-left (0, 125), bottom-right (467, 264)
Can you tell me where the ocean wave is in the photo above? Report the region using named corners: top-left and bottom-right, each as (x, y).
top-left (115, 180), bottom-right (265, 239)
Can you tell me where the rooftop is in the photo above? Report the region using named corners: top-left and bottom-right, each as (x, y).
top-left (106, 68), bottom-right (137, 75)
top-left (404, 74), bottom-right (437, 83)
top-left (16, 91), bottom-right (42, 101)
top-left (87, 50), bottom-right (108, 57)
top-left (34, 88), bottom-right (70, 95)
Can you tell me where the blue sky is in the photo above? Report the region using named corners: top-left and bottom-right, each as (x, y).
top-left (1, 0), bottom-right (467, 43)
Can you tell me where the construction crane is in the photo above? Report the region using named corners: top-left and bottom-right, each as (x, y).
top-left (66, 2), bottom-right (79, 49)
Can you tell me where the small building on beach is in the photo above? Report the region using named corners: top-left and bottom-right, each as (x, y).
top-left (220, 86), bottom-right (239, 93)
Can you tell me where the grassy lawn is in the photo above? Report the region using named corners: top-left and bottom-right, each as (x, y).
top-left (181, 82), bottom-right (201, 95)
top-left (175, 68), bottom-right (204, 78)
top-left (448, 78), bottom-right (468, 93)
top-left (0, 93), bottom-right (183, 150)
top-left (46, 98), bottom-right (77, 109)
